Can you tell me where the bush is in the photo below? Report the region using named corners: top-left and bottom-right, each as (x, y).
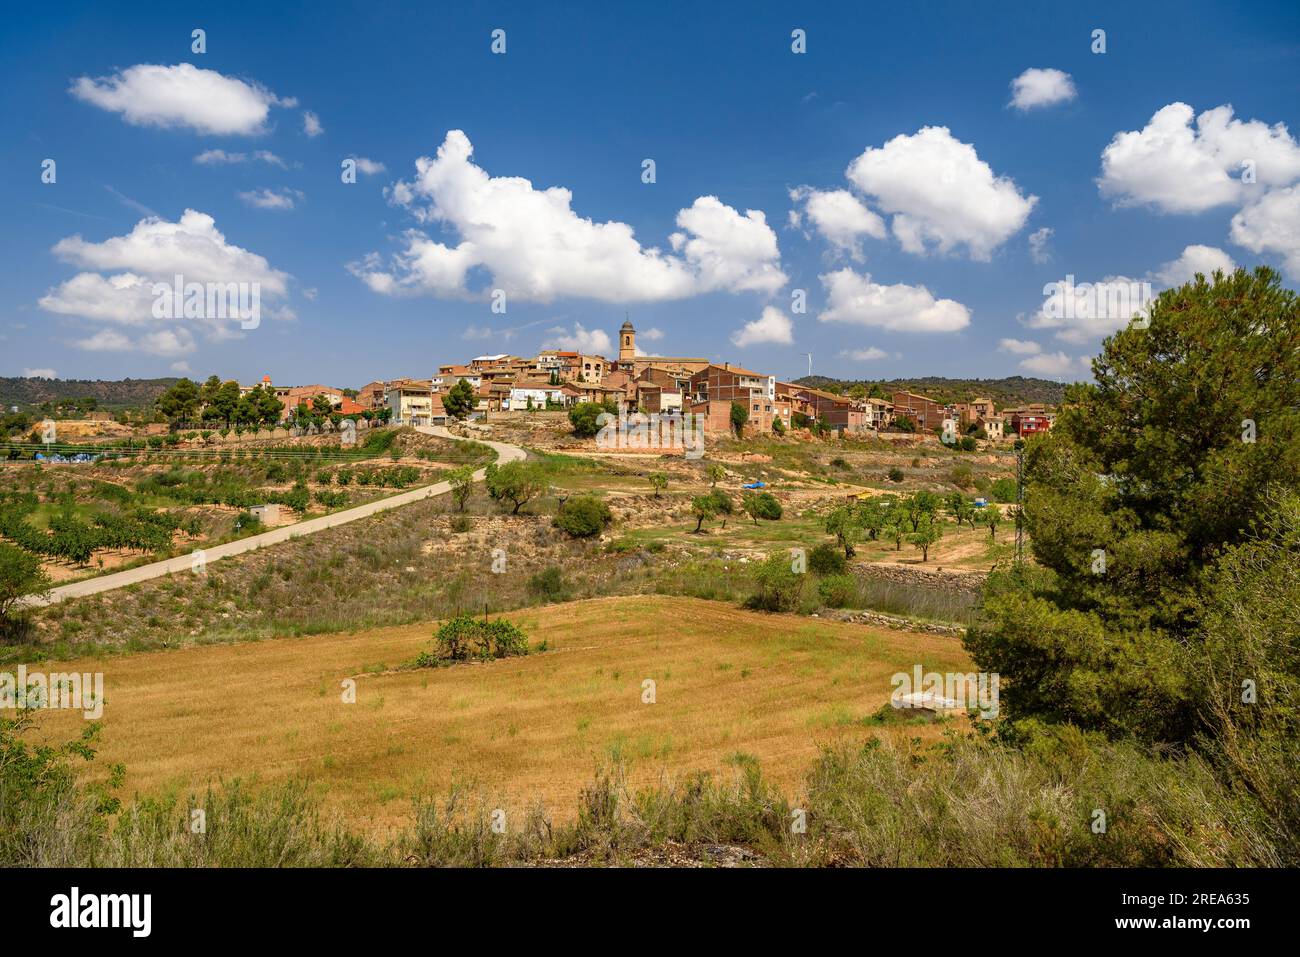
top-left (742, 491), bottom-right (782, 523)
top-left (807, 543), bottom-right (847, 576)
top-left (414, 615), bottom-right (530, 665)
top-left (887, 467), bottom-right (905, 483)
top-left (989, 477), bottom-right (1018, 503)
top-left (449, 513), bottom-right (473, 534)
top-left (568, 402), bottom-right (611, 438)
top-left (554, 496), bottom-right (613, 537)
top-left (744, 552), bottom-right (805, 613)
top-left (526, 566), bottom-right (570, 602)
top-left (949, 463), bottom-right (974, 489)
top-left (817, 574), bottom-right (858, 608)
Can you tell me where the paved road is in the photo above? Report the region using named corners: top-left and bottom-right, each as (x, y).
top-left (27, 426), bottom-right (526, 607)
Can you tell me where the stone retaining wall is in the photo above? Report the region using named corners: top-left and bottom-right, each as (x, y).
top-left (854, 561), bottom-right (986, 596)
top-left (821, 608), bottom-right (966, 638)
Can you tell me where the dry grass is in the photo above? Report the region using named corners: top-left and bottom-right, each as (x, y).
top-left (32, 595), bottom-right (971, 833)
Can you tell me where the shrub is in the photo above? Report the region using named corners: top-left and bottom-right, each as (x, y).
top-left (887, 467), bottom-right (905, 483)
top-left (949, 463), bottom-right (974, 489)
top-left (744, 552), bottom-right (804, 613)
top-left (526, 566), bottom-right (570, 602)
top-left (808, 543), bottom-right (847, 576)
top-left (989, 477), bottom-right (1018, 503)
top-left (817, 574), bottom-right (858, 608)
top-left (414, 615), bottom-right (530, 665)
top-left (742, 491), bottom-right (782, 523)
top-left (554, 496), bottom-right (613, 537)
top-left (568, 402), bottom-right (611, 438)
top-left (449, 513), bottom-right (473, 534)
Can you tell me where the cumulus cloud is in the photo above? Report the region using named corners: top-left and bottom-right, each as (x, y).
top-left (845, 126), bottom-right (1037, 260)
top-left (303, 110), bottom-right (324, 137)
top-left (23, 368), bottom-right (57, 379)
top-left (1026, 274), bottom-right (1153, 343)
top-left (541, 322), bottom-right (613, 355)
top-left (639, 326), bottom-right (664, 341)
top-left (1151, 244), bottom-right (1237, 286)
top-left (838, 347), bottom-right (888, 361)
top-left (349, 156), bottom-right (386, 175)
top-left (731, 306), bottom-right (794, 348)
top-left (1099, 103), bottom-right (1300, 213)
top-left (238, 187), bottom-right (302, 210)
top-left (70, 63), bottom-right (293, 135)
top-left (39, 210), bottom-right (293, 353)
top-left (1028, 226), bottom-right (1053, 264)
top-left (998, 337), bottom-right (1043, 355)
top-left (1230, 186), bottom-right (1300, 280)
top-left (357, 130), bottom-right (786, 303)
top-left (817, 268), bottom-right (971, 332)
top-left (788, 187), bottom-right (885, 259)
top-left (1019, 350), bottom-right (1084, 379)
top-left (1009, 68), bottom-right (1077, 111)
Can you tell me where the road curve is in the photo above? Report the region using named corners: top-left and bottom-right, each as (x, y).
top-left (27, 426), bottom-right (526, 607)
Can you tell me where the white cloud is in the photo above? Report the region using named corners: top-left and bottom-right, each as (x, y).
top-left (1019, 350), bottom-right (1084, 379)
top-left (639, 326), bottom-right (664, 341)
top-left (541, 322), bottom-right (613, 355)
top-left (1027, 275), bottom-right (1153, 343)
top-left (998, 337), bottom-right (1042, 355)
top-left (170, 360), bottom-right (192, 373)
top-left (846, 126), bottom-right (1037, 260)
top-left (23, 368), bottom-right (57, 379)
top-left (838, 347), bottom-right (888, 361)
top-left (788, 186), bottom-right (885, 259)
top-left (39, 210), bottom-right (293, 352)
top-left (1098, 103), bottom-right (1300, 213)
top-left (195, 149), bottom-right (287, 168)
top-left (303, 111), bottom-right (324, 137)
top-left (1230, 186), bottom-right (1300, 280)
top-left (731, 306), bottom-right (794, 348)
top-left (1009, 68), bottom-right (1077, 111)
top-left (1151, 244), bottom-right (1237, 286)
top-left (70, 63), bottom-right (292, 135)
top-left (238, 187), bottom-right (302, 210)
top-left (361, 130), bottom-right (785, 302)
top-left (1028, 226), bottom-right (1053, 264)
top-left (817, 268), bottom-right (971, 332)
top-left (350, 156), bottom-right (386, 175)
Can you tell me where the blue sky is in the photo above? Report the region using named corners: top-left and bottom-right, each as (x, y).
top-left (3, 0), bottom-right (1298, 388)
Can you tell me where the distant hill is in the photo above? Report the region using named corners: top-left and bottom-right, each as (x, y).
top-left (0, 376), bottom-right (178, 411)
top-left (793, 375), bottom-right (1066, 408)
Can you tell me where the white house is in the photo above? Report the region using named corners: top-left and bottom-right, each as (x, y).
top-left (508, 382), bottom-right (568, 410)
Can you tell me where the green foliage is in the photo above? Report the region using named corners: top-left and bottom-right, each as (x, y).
top-left (989, 477), bottom-right (1018, 503)
top-left (744, 551), bottom-right (805, 612)
top-left (824, 505), bottom-right (862, 558)
top-left (648, 472), bottom-right (668, 497)
top-left (554, 495), bottom-right (613, 537)
top-left (807, 542), bottom-right (846, 576)
top-left (690, 494), bottom-right (718, 533)
top-left (730, 400), bottom-right (749, 436)
top-left (908, 514), bottom-right (943, 561)
top-left (817, 574), bottom-right (858, 608)
top-left (526, 566), bottom-right (570, 603)
top-left (415, 615), bottom-right (531, 665)
top-left (967, 267), bottom-right (1300, 745)
top-left (741, 491), bottom-right (782, 524)
top-left (449, 468), bottom-right (473, 512)
top-left (484, 461), bottom-right (546, 514)
top-left (0, 543), bottom-right (52, 642)
top-left (887, 467), bottom-right (905, 483)
top-left (568, 402), bottom-right (611, 438)
top-left (444, 379), bottom-right (476, 420)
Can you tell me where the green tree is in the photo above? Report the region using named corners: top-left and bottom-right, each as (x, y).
top-left (157, 378), bottom-right (200, 426)
top-left (706, 463), bottom-right (726, 487)
top-left (484, 462), bottom-right (545, 515)
top-left (445, 379), bottom-right (476, 421)
top-left (449, 468), bottom-right (473, 512)
top-left (908, 514), bottom-right (943, 562)
top-left (979, 506), bottom-right (1002, 539)
top-left (554, 496), bottom-right (613, 537)
top-left (690, 494), bottom-right (718, 533)
top-left (0, 543), bottom-right (52, 642)
top-left (730, 400), bottom-right (749, 436)
top-left (567, 401), bottom-right (610, 437)
top-left (648, 472), bottom-right (668, 497)
top-left (966, 267), bottom-right (1300, 744)
top-left (744, 551), bottom-right (805, 612)
top-left (742, 491), bottom-right (782, 524)
top-left (825, 505), bottom-right (862, 558)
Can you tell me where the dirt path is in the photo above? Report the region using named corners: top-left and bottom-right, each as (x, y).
top-left (25, 426), bottom-right (525, 608)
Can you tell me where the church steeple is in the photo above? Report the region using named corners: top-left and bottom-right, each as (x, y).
top-left (618, 313), bottom-right (635, 365)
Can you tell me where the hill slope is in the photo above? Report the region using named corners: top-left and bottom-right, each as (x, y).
top-left (0, 376), bottom-right (178, 410)
top-left (793, 375), bottom-right (1066, 407)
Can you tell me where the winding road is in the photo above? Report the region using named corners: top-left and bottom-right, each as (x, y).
top-left (27, 426), bottom-right (526, 607)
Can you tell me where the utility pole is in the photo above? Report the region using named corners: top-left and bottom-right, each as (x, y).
top-left (803, 352), bottom-right (812, 378)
